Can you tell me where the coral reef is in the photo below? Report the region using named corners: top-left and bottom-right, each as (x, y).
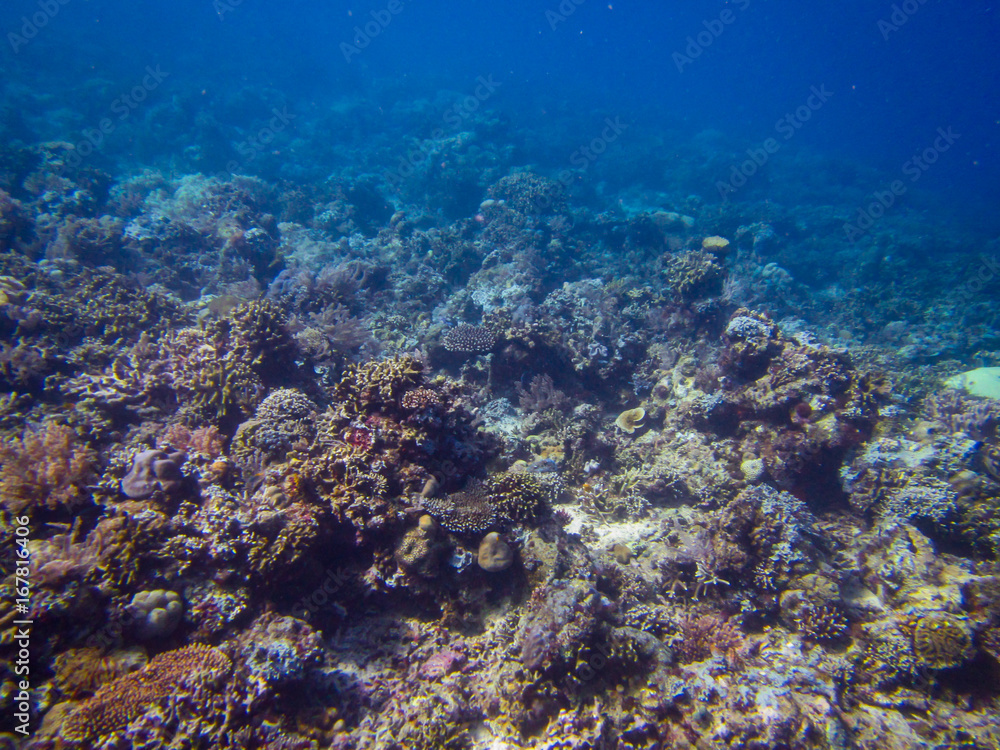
top-left (2, 65), bottom-right (1000, 750)
top-left (60, 644), bottom-right (231, 744)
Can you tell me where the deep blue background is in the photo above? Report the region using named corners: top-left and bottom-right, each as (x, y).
top-left (2, 0), bottom-right (997, 218)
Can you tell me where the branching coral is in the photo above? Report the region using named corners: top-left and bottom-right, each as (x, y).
top-left (487, 172), bottom-right (567, 215)
top-left (663, 248), bottom-right (723, 299)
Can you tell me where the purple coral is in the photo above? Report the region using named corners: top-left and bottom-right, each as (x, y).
top-left (121, 449), bottom-right (187, 499)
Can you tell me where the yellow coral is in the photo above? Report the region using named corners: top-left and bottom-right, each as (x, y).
top-left (701, 235), bottom-right (730, 253)
top-left (615, 407), bottom-right (646, 434)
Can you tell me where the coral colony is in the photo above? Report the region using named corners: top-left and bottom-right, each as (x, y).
top-left (1, 92), bottom-right (1000, 750)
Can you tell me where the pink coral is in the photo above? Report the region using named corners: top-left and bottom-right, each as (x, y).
top-left (0, 420), bottom-right (97, 513)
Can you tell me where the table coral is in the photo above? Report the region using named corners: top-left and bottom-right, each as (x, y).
top-left (443, 323), bottom-right (497, 354)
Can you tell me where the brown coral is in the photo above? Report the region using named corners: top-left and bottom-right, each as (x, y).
top-left (795, 602), bottom-right (850, 643)
top-left (663, 248), bottom-right (723, 299)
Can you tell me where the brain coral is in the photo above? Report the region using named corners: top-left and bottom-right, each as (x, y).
top-left (912, 612), bottom-right (972, 669)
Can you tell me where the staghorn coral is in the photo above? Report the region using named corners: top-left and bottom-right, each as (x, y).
top-left (334, 355), bottom-right (424, 409)
top-left (166, 327), bottom-right (266, 424)
top-left (228, 298), bottom-right (299, 381)
top-left (663, 248), bottom-right (723, 299)
top-left (61, 644), bottom-right (232, 744)
top-left (0, 420), bottom-right (97, 514)
top-left (3, 260), bottom-right (184, 352)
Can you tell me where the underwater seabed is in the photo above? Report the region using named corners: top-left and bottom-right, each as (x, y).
top-left (0, 97), bottom-right (999, 750)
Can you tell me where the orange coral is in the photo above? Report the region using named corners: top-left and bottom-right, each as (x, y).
top-left (0, 420), bottom-right (96, 514)
top-left (62, 644), bottom-right (231, 743)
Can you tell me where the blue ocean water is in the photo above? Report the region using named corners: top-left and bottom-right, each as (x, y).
top-left (2, 0), bottom-right (997, 225)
